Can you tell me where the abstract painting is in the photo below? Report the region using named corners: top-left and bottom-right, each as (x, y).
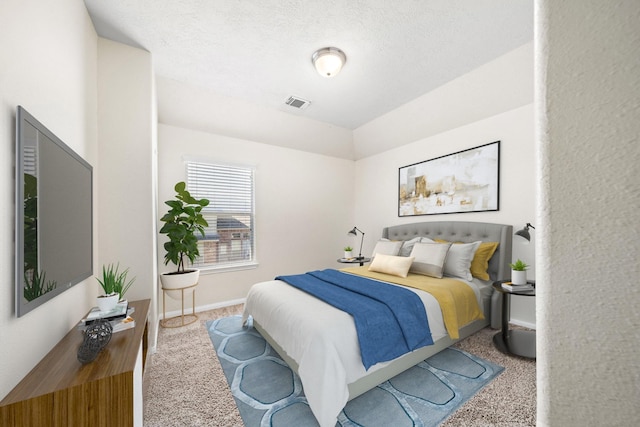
top-left (399, 141), bottom-right (500, 216)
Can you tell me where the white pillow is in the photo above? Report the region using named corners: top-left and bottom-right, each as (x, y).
top-left (398, 236), bottom-right (424, 257)
top-left (371, 240), bottom-right (402, 258)
top-left (368, 254), bottom-right (414, 278)
top-left (409, 242), bottom-right (451, 278)
top-left (442, 241), bottom-right (481, 281)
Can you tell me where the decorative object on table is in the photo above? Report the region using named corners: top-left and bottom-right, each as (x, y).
top-left (95, 263), bottom-right (134, 312)
top-left (77, 319), bottom-right (113, 364)
top-left (83, 300), bottom-right (129, 325)
top-left (159, 181), bottom-right (209, 293)
top-left (208, 315), bottom-right (503, 427)
top-left (110, 316), bottom-right (136, 333)
top-left (501, 281), bottom-right (534, 292)
top-left (515, 223), bottom-right (536, 241)
top-left (347, 226), bottom-right (366, 260)
top-left (96, 293), bottom-right (118, 313)
top-left (343, 246), bottom-right (353, 259)
top-left (95, 263), bottom-right (135, 312)
top-left (509, 259), bottom-right (529, 285)
top-left (398, 140), bottom-right (500, 216)
top-left (78, 301), bottom-right (136, 334)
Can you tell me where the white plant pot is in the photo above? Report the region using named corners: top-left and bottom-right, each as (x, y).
top-left (160, 269), bottom-right (200, 300)
top-left (511, 270), bottom-right (527, 285)
top-left (344, 251), bottom-right (353, 259)
top-left (96, 293), bottom-right (119, 312)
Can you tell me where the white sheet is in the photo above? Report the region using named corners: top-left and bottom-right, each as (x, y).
top-left (242, 276), bottom-right (483, 427)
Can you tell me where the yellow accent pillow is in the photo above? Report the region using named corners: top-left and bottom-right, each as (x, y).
top-left (469, 242), bottom-right (499, 280)
top-left (435, 239), bottom-right (499, 281)
top-left (368, 253), bottom-right (415, 278)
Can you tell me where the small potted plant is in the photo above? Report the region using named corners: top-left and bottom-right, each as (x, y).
top-left (96, 263), bottom-right (135, 312)
top-left (509, 259), bottom-right (529, 285)
top-left (159, 181), bottom-right (209, 295)
top-left (343, 246), bottom-right (353, 259)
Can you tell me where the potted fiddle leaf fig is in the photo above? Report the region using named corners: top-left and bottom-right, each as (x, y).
top-left (509, 259), bottom-right (529, 285)
top-left (159, 182), bottom-right (209, 295)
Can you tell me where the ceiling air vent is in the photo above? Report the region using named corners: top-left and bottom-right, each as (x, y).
top-left (285, 96), bottom-right (311, 110)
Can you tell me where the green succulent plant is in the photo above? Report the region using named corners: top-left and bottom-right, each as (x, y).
top-left (509, 259), bottom-right (529, 271)
top-left (96, 263), bottom-right (135, 298)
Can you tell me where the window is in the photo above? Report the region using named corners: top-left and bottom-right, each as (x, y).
top-left (186, 161), bottom-right (255, 270)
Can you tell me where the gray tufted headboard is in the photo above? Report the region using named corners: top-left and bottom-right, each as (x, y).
top-left (382, 221), bottom-right (513, 282)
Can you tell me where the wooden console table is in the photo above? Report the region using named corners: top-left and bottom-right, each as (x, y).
top-left (0, 299), bottom-right (150, 427)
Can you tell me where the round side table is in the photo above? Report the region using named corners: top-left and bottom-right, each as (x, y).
top-left (337, 257), bottom-right (371, 267)
top-left (492, 281), bottom-right (536, 359)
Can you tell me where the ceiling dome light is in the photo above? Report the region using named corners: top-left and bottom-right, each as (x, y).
top-left (312, 47), bottom-right (346, 78)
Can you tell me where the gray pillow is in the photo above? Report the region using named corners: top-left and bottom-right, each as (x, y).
top-left (442, 241), bottom-right (481, 281)
top-left (398, 236), bottom-right (425, 257)
top-left (371, 240), bottom-right (402, 258)
top-left (409, 242), bottom-right (451, 278)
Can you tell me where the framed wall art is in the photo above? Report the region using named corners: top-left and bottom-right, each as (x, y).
top-left (398, 141), bottom-right (500, 216)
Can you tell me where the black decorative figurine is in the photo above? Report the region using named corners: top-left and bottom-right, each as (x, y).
top-left (77, 319), bottom-right (113, 364)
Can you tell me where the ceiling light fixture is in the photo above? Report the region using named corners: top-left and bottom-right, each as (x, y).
top-left (312, 47), bottom-right (346, 78)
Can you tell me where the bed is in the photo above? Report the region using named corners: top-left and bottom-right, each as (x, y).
top-left (242, 221), bottom-right (512, 427)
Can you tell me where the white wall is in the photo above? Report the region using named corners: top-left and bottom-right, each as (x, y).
top-left (354, 105), bottom-right (536, 326)
top-left (0, 0), bottom-right (98, 399)
top-left (353, 43), bottom-right (536, 327)
top-left (97, 38), bottom-right (159, 349)
top-left (158, 77), bottom-right (355, 160)
top-left (157, 124), bottom-right (354, 311)
top-left (353, 42), bottom-right (533, 160)
top-left (537, 1), bottom-right (640, 425)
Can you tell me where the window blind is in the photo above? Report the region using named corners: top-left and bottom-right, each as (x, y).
top-left (186, 161), bottom-right (255, 268)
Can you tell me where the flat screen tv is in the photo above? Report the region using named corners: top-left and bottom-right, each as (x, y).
top-left (15, 106), bottom-right (93, 317)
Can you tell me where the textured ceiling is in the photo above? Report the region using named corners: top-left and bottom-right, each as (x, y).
top-left (84, 0), bottom-right (533, 130)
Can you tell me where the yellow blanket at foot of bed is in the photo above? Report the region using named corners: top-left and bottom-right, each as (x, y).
top-left (341, 266), bottom-right (484, 339)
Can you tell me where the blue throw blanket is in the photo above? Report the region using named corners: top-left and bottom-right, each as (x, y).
top-left (275, 269), bottom-right (433, 369)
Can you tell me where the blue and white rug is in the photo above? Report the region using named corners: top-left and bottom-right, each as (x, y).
top-left (207, 315), bottom-right (503, 427)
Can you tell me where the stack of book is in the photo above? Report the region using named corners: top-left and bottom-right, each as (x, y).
top-left (501, 281), bottom-right (534, 292)
top-left (78, 300), bottom-right (136, 333)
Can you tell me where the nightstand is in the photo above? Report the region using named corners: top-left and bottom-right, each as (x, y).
top-left (492, 281), bottom-right (536, 359)
top-left (337, 257), bottom-right (371, 267)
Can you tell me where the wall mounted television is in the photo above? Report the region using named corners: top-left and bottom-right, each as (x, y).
top-left (15, 106), bottom-right (93, 317)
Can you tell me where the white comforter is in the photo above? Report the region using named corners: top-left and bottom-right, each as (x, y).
top-left (242, 276), bottom-right (482, 427)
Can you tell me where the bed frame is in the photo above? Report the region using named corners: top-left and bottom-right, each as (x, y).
top-left (255, 220), bottom-right (512, 400)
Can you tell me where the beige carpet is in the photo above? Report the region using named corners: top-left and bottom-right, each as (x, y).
top-left (144, 305), bottom-right (536, 426)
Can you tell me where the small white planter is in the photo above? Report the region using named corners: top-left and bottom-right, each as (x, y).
top-left (160, 269), bottom-right (200, 300)
top-left (96, 293), bottom-right (119, 312)
top-left (511, 269), bottom-right (528, 285)
top-left (344, 251), bottom-right (353, 259)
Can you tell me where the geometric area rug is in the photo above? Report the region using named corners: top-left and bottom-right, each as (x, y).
top-left (207, 315), bottom-right (504, 427)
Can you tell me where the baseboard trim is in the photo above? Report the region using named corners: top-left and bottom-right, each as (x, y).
top-left (510, 318), bottom-right (536, 330)
top-left (160, 297), bottom-right (246, 320)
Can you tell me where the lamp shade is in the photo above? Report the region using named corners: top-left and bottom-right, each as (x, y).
top-left (515, 223), bottom-right (535, 241)
top-left (312, 47), bottom-right (346, 78)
